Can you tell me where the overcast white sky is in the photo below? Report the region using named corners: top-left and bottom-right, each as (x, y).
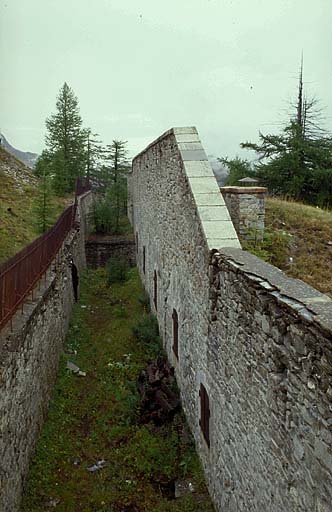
top-left (1, 0), bottom-right (331, 159)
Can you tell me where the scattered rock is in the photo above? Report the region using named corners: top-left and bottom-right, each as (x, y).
top-left (66, 361), bottom-right (86, 377)
top-left (47, 497), bottom-right (60, 508)
top-left (138, 357), bottom-right (181, 425)
top-left (66, 361), bottom-right (80, 373)
top-left (87, 459), bottom-right (107, 472)
top-left (175, 479), bottom-right (195, 498)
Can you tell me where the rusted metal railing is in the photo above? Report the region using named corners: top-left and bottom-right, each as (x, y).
top-left (0, 177), bottom-right (90, 331)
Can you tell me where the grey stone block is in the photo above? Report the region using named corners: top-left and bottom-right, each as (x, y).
top-left (180, 149), bottom-right (208, 161)
top-left (184, 161), bottom-right (215, 178)
top-left (188, 177), bottom-right (220, 194)
top-left (197, 206), bottom-right (231, 222)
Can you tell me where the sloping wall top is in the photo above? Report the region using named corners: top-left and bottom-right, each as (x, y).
top-left (133, 126), bottom-right (241, 251)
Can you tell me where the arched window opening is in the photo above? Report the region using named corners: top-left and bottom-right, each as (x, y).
top-left (153, 270), bottom-right (157, 311)
top-left (172, 308), bottom-right (179, 360)
top-left (199, 383), bottom-right (210, 448)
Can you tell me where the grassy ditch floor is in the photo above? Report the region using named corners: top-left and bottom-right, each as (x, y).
top-left (21, 268), bottom-right (214, 512)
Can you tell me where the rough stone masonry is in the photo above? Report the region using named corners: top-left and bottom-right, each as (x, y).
top-left (0, 191), bottom-right (93, 512)
top-left (128, 126), bottom-right (332, 512)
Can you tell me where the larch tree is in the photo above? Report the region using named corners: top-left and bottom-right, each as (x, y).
top-left (83, 128), bottom-right (103, 184)
top-left (33, 171), bottom-right (55, 234)
top-left (45, 83), bottom-right (86, 194)
top-left (240, 59), bottom-right (332, 206)
top-left (105, 140), bottom-right (129, 233)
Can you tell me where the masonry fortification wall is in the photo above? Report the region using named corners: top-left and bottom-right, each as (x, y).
top-left (0, 192), bottom-right (93, 512)
top-left (129, 127), bottom-right (332, 512)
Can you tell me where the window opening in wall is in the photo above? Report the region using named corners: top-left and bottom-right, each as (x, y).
top-left (136, 232), bottom-right (138, 254)
top-left (199, 383), bottom-right (210, 448)
top-left (172, 308), bottom-right (179, 360)
top-left (143, 246), bottom-right (146, 274)
top-left (153, 270), bottom-right (157, 311)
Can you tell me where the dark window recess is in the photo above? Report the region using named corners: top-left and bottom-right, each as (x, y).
top-left (199, 384), bottom-right (210, 448)
top-left (71, 262), bottom-right (79, 302)
top-left (172, 309), bottom-right (179, 359)
top-left (153, 270), bottom-right (158, 311)
top-left (136, 232), bottom-right (138, 253)
top-left (143, 246), bottom-right (146, 274)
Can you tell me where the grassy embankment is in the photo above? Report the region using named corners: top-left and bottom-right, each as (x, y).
top-left (0, 148), bottom-right (70, 263)
top-left (243, 197), bottom-right (332, 295)
top-left (21, 267), bottom-right (214, 512)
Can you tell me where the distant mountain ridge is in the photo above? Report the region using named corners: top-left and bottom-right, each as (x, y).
top-left (0, 133), bottom-right (38, 168)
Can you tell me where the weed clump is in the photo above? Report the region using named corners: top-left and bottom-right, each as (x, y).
top-left (132, 314), bottom-right (159, 344)
top-left (137, 291), bottom-right (151, 312)
top-left (106, 257), bottom-right (129, 284)
top-left (242, 228), bottom-right (290, 268)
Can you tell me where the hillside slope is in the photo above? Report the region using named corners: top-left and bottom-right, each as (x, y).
top-left (0, 147), bottom-right (66, 263)
top-left (244, 197), bottom-right (332, 295)
top-left (0, 132), bottom-right (38, 168)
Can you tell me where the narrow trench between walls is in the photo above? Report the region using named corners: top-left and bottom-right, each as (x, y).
top-left (19, 247), bottom-right (215, 512)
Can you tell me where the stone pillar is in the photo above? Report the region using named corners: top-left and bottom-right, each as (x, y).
top-left (220, 186), bottom-right (267, 240)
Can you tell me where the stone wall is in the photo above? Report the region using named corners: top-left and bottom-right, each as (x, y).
top-left (220, 186), bottom-right (267, 240)
top-left (209, 248), bottom-right (332, 512)
top-left (0, 191), bottom-right (93, 512)
top-left (129, 127), bottom-right (332, 512)
top-left (85, 236), bottom-right (136, 268)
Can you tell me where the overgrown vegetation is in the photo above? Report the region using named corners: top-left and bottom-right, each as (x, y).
top-left (106, 257), bottom-right (129, 284)
top-left (21, 268), bottom-right (214, 512)
top-left (243, 197), bottom-right (332, 294)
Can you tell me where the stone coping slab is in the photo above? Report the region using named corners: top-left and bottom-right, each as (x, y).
top-left (215, 247), bottom-right (332, 332)
top-left (220, 186), bottom-right (267, 194)
top-left (221, 186), bottom-right (268, 194)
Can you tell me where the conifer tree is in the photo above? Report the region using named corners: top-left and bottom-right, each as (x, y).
top-left (104, 140), bottom-right (129, 233)
top-left (33, 172), bottom-right (55, 234)
top-left (45, 83), bottom-right (85, 194)
top-left (240, 60), bottom-right (332, 205)
top-left (83, 128), bottom-right (103, 185)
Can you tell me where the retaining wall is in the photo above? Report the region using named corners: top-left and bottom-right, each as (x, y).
top-left (0, 192), bottom-right (93, 512)
top-left (85, 236), bottom-right (136, 268)
top-left (129, 127), bottom-right (332, 512)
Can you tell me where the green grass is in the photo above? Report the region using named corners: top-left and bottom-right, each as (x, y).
top-left (21, 268), bottom-right (214, 512)
top-left (0, 171), bottom-right (68, 263)
top-left (243, 197), bottom-right (332, 294)
top-left (0, 173), bottom-right (37, 262)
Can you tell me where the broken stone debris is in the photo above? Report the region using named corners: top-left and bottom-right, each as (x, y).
top-left (175, 479), bottom-right (195, 498)
top-left (47, 497), bottom-right (60, 508)
top-left (138, 357), bottom-right (181, 425)
top-left (66, 361), bottom-right (86, 377)
top-left (87, 459), bottom-right (107, 472)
